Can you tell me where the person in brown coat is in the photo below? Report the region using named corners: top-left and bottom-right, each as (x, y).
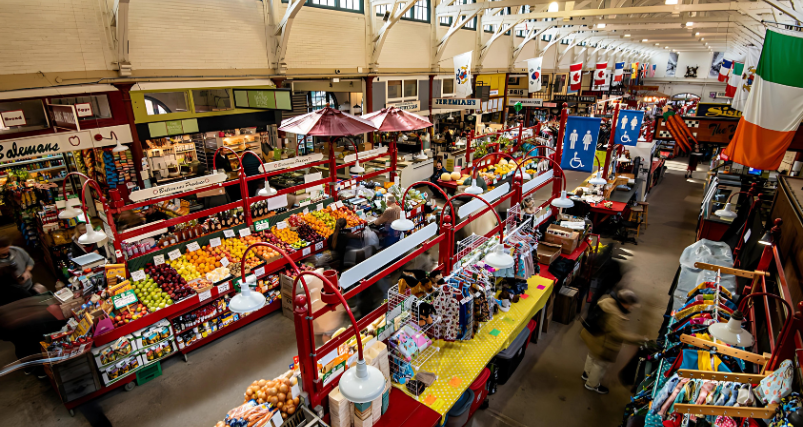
top-left (580, 289), bottom-right (646, 394)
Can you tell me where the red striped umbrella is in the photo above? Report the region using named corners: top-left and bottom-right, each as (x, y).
top-left (360, 107), bottom-right (432, 132)
top-left (279, 106), bottom-right (377, 136)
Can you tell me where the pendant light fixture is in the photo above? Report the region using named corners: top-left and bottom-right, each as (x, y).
top-left (483, 244), bottom-right (514, 269)
top-left (714, 202), bottom-right (737, 219)
top-left (78, 225), bottom-right (108, 245)
top-left (229, 274), bottom-right (267, 314)
top-left (550, 190), bottom-right (575, 208)
top-left (258, 180), bottom-right (278, 198)
top-left (109, 131), bottom-right (129, 153)
top-left (708, 310), bottom-right (753, 346)
top-left (465, 179), bottom-right (484, 195)
top-left (58, 199), bottom-right (83, 219)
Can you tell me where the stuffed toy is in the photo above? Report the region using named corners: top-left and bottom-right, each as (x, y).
top-left (398, 270), bottom-right (434, 297)
top-left (415, 302), bottom-right (437, 327)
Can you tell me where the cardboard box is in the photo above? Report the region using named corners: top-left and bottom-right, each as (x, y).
top-left (544, 224), bottom-right (580, 254)
top-left (536, 242), bottom-right (562, 265)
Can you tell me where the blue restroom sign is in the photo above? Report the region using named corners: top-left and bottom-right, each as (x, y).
top-left (614, 110), bottom-right (644, 146)
top-left (560, 116), bottom-right (601, 173)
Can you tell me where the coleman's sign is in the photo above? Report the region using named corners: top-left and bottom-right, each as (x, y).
top-left (433, 98), bottom-right (480, 109)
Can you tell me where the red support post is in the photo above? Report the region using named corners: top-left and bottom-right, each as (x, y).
top-left (466, 130), bottom-right (475, 168)
top-left (328, 138), bottom-right (338, 196)
top-left (389, 137), bottom-right (398, 184)
top-left (365, 76), bottom-right (375, 145)
top-left (603, 104), bottom-right (620, 180)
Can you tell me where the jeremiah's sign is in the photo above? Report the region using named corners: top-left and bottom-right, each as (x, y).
top-left (433, 98), bottom-right (480, 109)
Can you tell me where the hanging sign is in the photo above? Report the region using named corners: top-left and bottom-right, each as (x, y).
top-left (0, 110), bottom-right (26, 127)
top-left (0, 132), bottom-right (94, 161)
top-left (343, 146), bottom-right (387, 163)
top-left (507, 89), bottom-right (528, 96)
top-left (432, 98), bottom-right (479, 110)
top-left (74, 103), bottom-right (94, 118)
top-left (506, 98), bottom-right (542, 107)
top-left (560, 116), bottom-right (601, 172)
top-left (232, 89), bottom-right (293, 110)
top-left (694, 103), bottom-right (742, 118)
top-left (128, 173), bottom-right (227, 202)
top-left (386, 100), bottom-right (420, 112)
top-left (47, 104), bottom-right (81, 131)
top-left (259, 153), bottom-right (324, 173)
top-left (613, 110), bottom-right (644, 146)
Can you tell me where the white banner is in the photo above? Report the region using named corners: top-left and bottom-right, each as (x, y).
top-left (433, 98), bottom-right (479, 110)
top-left (343, 146), bottom-right (388, 163)
top-left (129, 173), bottom-right (227, 202)
top-left (507, 98), bottom-right (543, 107)
top-left (527, 57), bottom-right (543, 93)
top-left (454, 51), bottom-right (473, 98)
top-left (259, 153), bottom-right (324, 173)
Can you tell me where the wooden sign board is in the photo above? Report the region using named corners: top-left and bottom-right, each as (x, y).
top-left (655, 116), bottom-right (803, 151)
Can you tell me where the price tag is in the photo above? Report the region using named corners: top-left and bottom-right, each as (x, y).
top-left (217, 281), bottom-right (230, 293)
top-left (223, 229), bottom-right (235, 238)
top-left (375, 200), bottom-right (382, 208)
top-left (330, 204), bottom-right (338, 211)
top-left (270, 411), bottom-right (283, 427)
top-left (255, 221), bottom-right (270, 231)
top-left (315, 241), bottom-right (324, 251)
top-left (350, 179), bottom-right (356, 186)
top-left (336, 201), bottom-right (344, 208)
top-left (303, 247), bottom-right (311, 256)
top-left (385, 161), bottom-right (390, 167)
top-left (198, 289), bottom-right (212, 302)
top-left (744, 229), bottom-right (751, 243)
top-left (112, 290), bottom-right (138, 309)
top-left (153, 255), bottom-right (165, 266)
top-left (277, 221), bottom-right (288, 230)
top-left (290, 384), bottom-right (301, 399)
top-left (168, 249), bottom-right (181, 261)
top-left (209, 237), bottom-right (221, 248)
top-left (220, 256), bottom-right (230, 267)
top-left (254, 266), bottom-right (266, 277)
top-left (239, 228), bottom-right (251, 237)
top-left (317, 203), bottom-right (323, 211)
top-left (131, 269), bottom-right (146, 281)
top-left (460, 295), bottom-right (473, 304)
top-left (186, 242), bottom-right (201, 252)
top-left (303, 208), bottom-right (309, 215)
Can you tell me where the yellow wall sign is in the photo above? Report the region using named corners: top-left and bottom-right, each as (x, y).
top-left (695, 103), bottom-right (742, 118)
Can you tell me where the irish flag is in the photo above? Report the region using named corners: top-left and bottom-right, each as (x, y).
top-left (725, 62), bottom-right (744, 98)
top-left (723, 28), bottom-right (803, 170)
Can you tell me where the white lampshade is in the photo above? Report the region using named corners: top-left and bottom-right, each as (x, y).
top-left (589, 171), bottom-right (607, 186)
top-left (708, 311), bottom-right (753, 346)
top-left (617, 154), bottom-right (630, 163)
top-left (338, 360), bottom-right (386, 403)
top-left (550, 190), bottom-right (575, 208)
top-left (484, 244), bottom-right (514, 269)
top-left (58, 204), bottom-right (82, 219)
top-left (257, 180), bottom-right (277, 198)
top-left (415, 151), bottom-right (428, 160)
top-left (350, 161), bottom-right (365, 174)
top-left (714, 202), bottom-right (737, 219)
top-left (229, 276), bottom-right (266, 314)
top-left (112, 140), bottom-right (129, 153)
top-left (391, 217), bottom-right (415, 232)
top-left (465, 179), bottom-right (483, 195)
top-left (78, 226), bottom-right (107, 245)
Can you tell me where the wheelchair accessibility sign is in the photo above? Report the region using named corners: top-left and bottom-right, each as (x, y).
top-left (560, 116), bottom-right (601, 173)
top-left (614, 109), bottom-right (644, 146)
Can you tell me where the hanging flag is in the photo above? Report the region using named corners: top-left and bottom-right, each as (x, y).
top-left (725, 62), bottom-right (744, 98)
top-left (613, 62), bottom-right (625, 85)
top-left (569, 62), bottom-right (583, 93)
top-left (732, 47), bottom-right (760, 112)
top-left (723, 28), bottom-right (803, 170)
top-left (527, 57), bottom-right (543, 93)
top-left (594, 62), bottom-right (608, 86)
top-left (454, 51), bottom-right (473, 98)
top-left (651, 64), bottom-right (657, 78)
top-left (592, 70), bottom-right (610, 91)
top-left (639, 63), bottom-right (647, 83)
top-left (718, 58), bottom-right (733, 82)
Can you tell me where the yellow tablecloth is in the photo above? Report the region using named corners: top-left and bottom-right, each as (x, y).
top-left (393, 275), bottom-right (554, 416)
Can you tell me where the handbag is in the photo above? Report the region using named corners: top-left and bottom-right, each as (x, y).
top-left (760, 360), bottom-right (794, 405)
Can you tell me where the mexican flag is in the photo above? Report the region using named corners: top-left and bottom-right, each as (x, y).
top-left (725, 62), bottom-right (744, 98)
top-left (723, 28), bottom-right (803, 170)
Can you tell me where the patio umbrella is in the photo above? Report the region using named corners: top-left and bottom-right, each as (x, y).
top-left (361, 107), bottom-right (432, 159)
top-left (279, 106), bottom-right (377, 136)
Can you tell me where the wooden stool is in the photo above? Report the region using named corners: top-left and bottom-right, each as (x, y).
top-left (627, 205), bottom-right (644, 238)
top-left (637, 201), bottom-right (649, 228)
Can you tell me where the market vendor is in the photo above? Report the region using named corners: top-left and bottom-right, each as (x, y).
top-left (430, 159), bottom-right (445, 184)
top-left (0, 237), bottom-right (39, 295)
top-left (328, 218), bottom-right (361, 268)
top-left (443, 127), bottom-right (454, 145)
top-left (142, 205), bottom-right (168, 223)
top-left (373, 194), bottom-right (401, 227)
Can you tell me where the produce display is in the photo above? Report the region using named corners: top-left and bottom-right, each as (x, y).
top-left (329, 206), bottom-right (364, 227)
top-left (131, 273), bottom-right (176, 314)
top-left (144, 263), bottom-right (194, 303)
top-left (298, 212), bottom-right (334, 238)
top-left (243, 376), bottom-right (300, 417)
top-left (271, 226), bottom-right (309, 249)
top-left (296, 224), bottom-right (324, 244)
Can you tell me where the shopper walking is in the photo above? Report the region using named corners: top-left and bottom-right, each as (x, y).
top-left (0, 237), bottom-right (41, 295)
top-left (580, 289), bottom-right (646, 394)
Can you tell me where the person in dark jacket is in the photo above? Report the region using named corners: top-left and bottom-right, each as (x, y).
top-left (213, 150), bottom-right (241, 203)
top-left (241, 153), bottom-right (264, 198)
top-left (327, 218), bottom-right (360, 268)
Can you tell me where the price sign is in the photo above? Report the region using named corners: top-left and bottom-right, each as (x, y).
top-left (168, 249), bottom-right (181, 260)
top-left (209, 237), bottom-right (221, 247)
top-left (290, 384), bottom-right (301, 399)
top-left (112, 290), bottom-right (138, 309)
top-left (239, 228), bottom-right (251, 237)
top-left (277, 221), bottom-right (288, 230)
top-left (220, 256), bottom-right (230, 267)
top-left (255, 221), bottom-right (270, 231)
top-left (153, 255), bottom-right (165, 266)
top-left (186, 242), bottom-right (201, 252)
top-left (336, 201), bottom-right (344, 208)
top-left (350, 179), bottom-right (356, 186)
top-left (330, 204), bottom-right (337, 211)
top-left (131, 270), bottom-right (146, 281)
top-left (198, 289), bottom-right (212, 302)
top-left (303, 208), bottom-right (309, 215)
top-left (254, 266), bottom-right (266, 277)
top-left (217, 281), bottom-right (230, 293)
top-left (303, 247), bottom-right (311, 256)
top-left (223, 229), bottom-right (235, 238)
top-left (317, 203), bottom-right (323, 211)
top-left (270, 411), bottom-right (283, 427)
top-left (315, 241), bottom-right (324, 251)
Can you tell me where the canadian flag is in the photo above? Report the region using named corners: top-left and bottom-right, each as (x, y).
top-left (569, 62), bottom-right (583, 92)
top-left (595, 62), bottom-right (608, 85)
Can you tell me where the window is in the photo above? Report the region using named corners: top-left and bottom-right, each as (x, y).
top-left (0, 99), bottom-right (49, 135)
top-left (462, 0), bottom-right (476, 29)
top-left (192, 89), bottom-right (232, 112)
top-left (49, 94), bottom-right (112, 121)
top-left (144, 92), bottom-right (189, 115)
top-left (309, 91), bottom-right (329, 110)
top-left (442, 78), bottom-right (455, 95)
top-left (403, 80), bottom-right (418, 97)
top-left (376, 0), bottom-right (428, 22)
top-left (282, 0), bottom-right (361, 13)
top-left (387, 81), bottom-right (402, 99)
top-left (440, 16), bottom-right (452, 26)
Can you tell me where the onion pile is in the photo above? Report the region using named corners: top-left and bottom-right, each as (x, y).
top-left (244, 376), bottom-right (300, 420)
